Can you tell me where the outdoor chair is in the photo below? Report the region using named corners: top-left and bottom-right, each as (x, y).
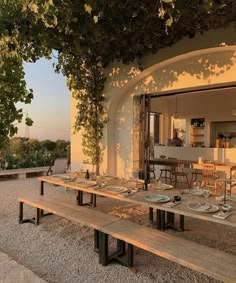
top-left (159, 157), bottom-right (177, 184)
top-left (190, 168), bottom-right (202, 187)
top-left (149, 164), bottom-right (156, 181)
top-left (47, 158), bottom-right (69, 176)
top-left (200, 164), bottom-right (222, 195)
top-left (172, 163), bottom-right (190, 188)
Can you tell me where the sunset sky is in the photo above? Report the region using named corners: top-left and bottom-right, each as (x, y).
top-left (17, 58), bottom-right (70, 141)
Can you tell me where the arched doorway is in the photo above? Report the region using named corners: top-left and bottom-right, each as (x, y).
top-left (106, 46), bottom-right (236, 178)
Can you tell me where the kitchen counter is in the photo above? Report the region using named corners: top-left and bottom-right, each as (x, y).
top-left (154, 146), bottom-right (236, 164)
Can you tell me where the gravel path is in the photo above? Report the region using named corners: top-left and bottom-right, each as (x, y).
top-left (0, 178), bottom-right (235, 283)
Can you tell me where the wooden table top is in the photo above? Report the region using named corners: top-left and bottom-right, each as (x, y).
top-left (38, 174), bottom-right (236, 228)
top-left (193, 161), bottom-right (236, 168)
top-left (150, 158), bottom-right (196, 166)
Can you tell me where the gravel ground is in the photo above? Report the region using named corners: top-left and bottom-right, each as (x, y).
top-left (0, 177), bottom-right (235, 283)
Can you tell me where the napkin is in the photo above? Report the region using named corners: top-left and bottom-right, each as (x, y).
top-left (212, 211), bottom-right (232, 220)
top-left (162, 201), bottom-right (181, 208)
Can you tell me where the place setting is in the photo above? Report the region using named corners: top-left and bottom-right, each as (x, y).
top-left (185, 181), bottom-right (212, 197)
top-left (188, 202), bottom-right (219, 213)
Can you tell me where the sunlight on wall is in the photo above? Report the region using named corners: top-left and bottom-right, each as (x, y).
top-left (71, 27), bottom-right (236, 176)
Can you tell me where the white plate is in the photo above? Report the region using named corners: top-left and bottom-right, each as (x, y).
top-left (144, 194), bottom-right (170, 203)
top-left (76, 180), bottom-right (97, 187)
top-left (205, 205), bottom-right (219, 213)
top-left (188, 203), bottom-right (211, 212)
top-left (159, 183), bottom-right (173, 190)
top-left (190, 188), bottom-right (211, 196)
top-left (52, 175), bottom-right (72, 180)
top-left (103, 186), bottom-right (128, 193)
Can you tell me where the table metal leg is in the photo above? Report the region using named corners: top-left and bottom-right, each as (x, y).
top-left (76, 190), bottom-right (83, 206)
top-left (40, 181), bottom-right (44, 216)
top-left (180, 215), bottom-right (185, 231)
top-left (149, 207), bottom-right (154, 224)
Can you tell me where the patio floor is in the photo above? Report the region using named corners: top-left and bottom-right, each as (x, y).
top-left (0, 177), bottom-right (235, 283)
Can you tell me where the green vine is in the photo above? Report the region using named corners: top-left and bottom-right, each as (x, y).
top-left (56, 54), bottom-right (107, 174)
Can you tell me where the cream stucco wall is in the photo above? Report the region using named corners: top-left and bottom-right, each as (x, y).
top-left (71, 26), bottom-right (236, 176)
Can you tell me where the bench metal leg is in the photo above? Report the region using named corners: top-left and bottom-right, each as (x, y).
top-left (94, 229), bottom-right (99, 251)
top-left (19, 201), bottom-right (52, 225)
top-left (36, 208), bottom-right (40, 225)
top-left (19, 201), bottom-right (24, 224)
top-left (40, 181), bottom-right (44, 216)
top-left (19, 202), bottom-right (37, 225)
top-left (117, 239), bottom-right (126, 256)
top-left (99, 232), bottom-right (109, 266)
top-left (98, 231), bottom-right (134, 267)
top-left (127, 244), bottom-right (134, 267)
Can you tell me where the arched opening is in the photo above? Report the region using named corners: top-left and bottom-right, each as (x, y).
top-left (106, 46), bottom-right (236, 177)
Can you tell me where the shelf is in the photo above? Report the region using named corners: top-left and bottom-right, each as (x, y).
top-left (191, 126), bottom-right (205, 129)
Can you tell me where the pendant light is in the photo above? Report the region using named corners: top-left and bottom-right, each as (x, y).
top-left (172, 95), bottom-right (179, 119)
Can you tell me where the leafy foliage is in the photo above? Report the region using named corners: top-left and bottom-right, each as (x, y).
top-left (0, 0), bottom-right (236, 171)
top-left (0, 137), bottom-right (70, 169)
top-left (0, 54), bottom-right (33, 149)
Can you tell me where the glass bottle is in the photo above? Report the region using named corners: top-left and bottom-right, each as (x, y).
top-left (85, 169), bottom-right (90, 179)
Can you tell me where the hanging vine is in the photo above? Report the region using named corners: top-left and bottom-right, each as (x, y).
top-left (57, 53), bottom-right (107, 174)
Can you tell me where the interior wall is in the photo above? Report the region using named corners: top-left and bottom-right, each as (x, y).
top-left (152, 90), bottom-right (236, 147)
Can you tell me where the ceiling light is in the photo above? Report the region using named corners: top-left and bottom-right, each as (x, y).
top-left (172, 96), bottom-right (179, 119)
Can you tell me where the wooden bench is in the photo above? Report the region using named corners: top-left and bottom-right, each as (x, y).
top-left (18, 195), bottom-right (236, 282)
top-left (0, 167), bottom-right (49, 179)
top-left (18, 196), bottom-right (131, 265)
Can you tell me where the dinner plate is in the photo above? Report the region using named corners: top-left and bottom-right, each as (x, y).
top-left (190, 188), bottom-right (211, 196)
top-left (159, 183), bottom-right (173, 190)
top-left (52, 174), bottom-right (72, 180)
top-left (188, 203), bottom-right (211, 212)
top-left (103, 186), bottom-right (128, 193)
top-left (76, 180), bottom-right (97, 187)
top-left (205, 205), bottom-right (219, 213)
top-left (144, 194), bottom-right (170, 203)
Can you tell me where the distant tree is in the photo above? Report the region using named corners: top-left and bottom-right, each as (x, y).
top-left (40, 140), bottom-right (56, 152)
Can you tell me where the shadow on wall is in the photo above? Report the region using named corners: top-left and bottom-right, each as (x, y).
top-left (105, 47), bottom-right (236, 176)
top-left (133, 51), bottom-right (236, 94)
top-left (115, 95), bottom-right (133, 178)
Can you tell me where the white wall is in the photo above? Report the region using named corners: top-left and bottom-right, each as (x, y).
top-left (71, 27), bottom-right (236, 177)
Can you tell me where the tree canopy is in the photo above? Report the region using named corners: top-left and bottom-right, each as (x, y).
top-left (0, 0), bottom-right (235, 170)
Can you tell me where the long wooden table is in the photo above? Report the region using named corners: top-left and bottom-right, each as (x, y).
top-left (38, 175), bottom-right (236, 229)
